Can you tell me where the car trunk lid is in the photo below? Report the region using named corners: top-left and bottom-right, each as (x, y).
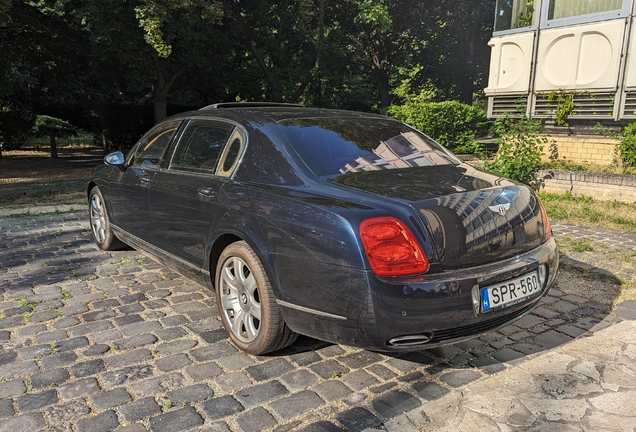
top-left (329, 165), bottom-right (547, 270)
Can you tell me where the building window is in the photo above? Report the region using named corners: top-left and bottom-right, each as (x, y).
top-left (548, 0), bottom-right (623, 20)
top-left (495, 0), bottom-right (536, 32)
top-left (541, 0), bottom-right (630, 27)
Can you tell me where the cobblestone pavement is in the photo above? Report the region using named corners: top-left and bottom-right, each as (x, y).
top-left (0, 210), bottom-right (634, 432)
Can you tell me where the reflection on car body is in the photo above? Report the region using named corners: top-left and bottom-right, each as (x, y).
top-left (88, 102), bottom-right (558, 355)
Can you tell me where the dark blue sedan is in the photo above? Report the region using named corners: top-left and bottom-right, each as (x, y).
top-left (88, 103), bottom-right (559, 355)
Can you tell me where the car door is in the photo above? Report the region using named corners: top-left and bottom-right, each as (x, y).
top-left (149, 118), bottom-right (246, 268)
top-left (108, 120), bottom-right (182, 241)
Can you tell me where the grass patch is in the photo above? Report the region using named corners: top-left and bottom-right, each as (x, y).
top-left (539, 191), bottom-right (636, 232)
top-left (14, 296), bottom-right (38, 309)
top-left (22, 133), bottom-right (96, 150)
top-left (0, 146), bottom-right (101, 206)
top-left (605, 248), bottom-right (636, 263)
top-left (554, 265), bottom-right (625, 308)
top-left (0, 183), bottom-right (86, 206)
top-left (557, 237), bottom-right (594, 252)
top-left (618, 278), bottom-right (636, 305)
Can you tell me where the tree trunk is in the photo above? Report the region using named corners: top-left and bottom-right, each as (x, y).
top-left (457, 74), bottom-right (474, 104)
top-left (101, 130), bottom-right (109, 155)
top-left (153, 76), bottom-right (169, 124)
top-left (231, 1), bottom-right (283, 102)
top-left (49, 133), bottom-right (58, 159)
top-left (370, 39), bottom-right (391, 111)
top-left (153, 60), bottom-right (179, 124)
top-left (377, 68), bottom-right (391, 111)
top-left (453, 12), bottom-right (479, 104)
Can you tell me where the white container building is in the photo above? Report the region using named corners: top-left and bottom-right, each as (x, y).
top-left (486, 0), bottom-right (636, 121)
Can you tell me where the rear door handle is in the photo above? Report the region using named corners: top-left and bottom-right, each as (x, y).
top-left (198, 187), bottom-right (216, 197)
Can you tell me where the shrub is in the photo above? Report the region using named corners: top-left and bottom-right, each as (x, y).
top-left (620, 123), bottom-right (636, 168)
top-left (32, 115), bottom-right (78, 159)
top-left (484, 116), bottom-right (547, 188)
top-left (33, 115), bottom-right (78, 139)
top-left (387, 100), bottom-right (489, 154)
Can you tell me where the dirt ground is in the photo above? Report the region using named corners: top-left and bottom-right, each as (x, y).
top-left (0, 147), bottom-right (103, 205)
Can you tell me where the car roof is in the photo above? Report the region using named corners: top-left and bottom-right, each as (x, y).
top-left (172, 103), bottom-right (389, 124)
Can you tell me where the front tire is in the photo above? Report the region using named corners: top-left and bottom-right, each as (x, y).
top-left (216, 241), bottom-right (297, 354)
top-left (89, 187), bottom-right (126, 251)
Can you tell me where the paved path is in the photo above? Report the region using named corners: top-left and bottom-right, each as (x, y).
top-left (0, 209), bottom-right (634, 431)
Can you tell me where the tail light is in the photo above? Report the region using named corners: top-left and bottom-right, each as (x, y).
top-left (359, 217), bottom-right (429, 277)
top-left (538, 198), bottom-right (551, 241)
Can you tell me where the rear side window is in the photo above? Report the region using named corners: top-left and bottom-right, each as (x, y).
top-left (278, 118), bottom-right (460, 177)
top-left (129, 121), bottom-right (181, 167)
top-left (217, 129), bottom-right (246, 177)
top-left (170, 120), bottom-right (234, 173)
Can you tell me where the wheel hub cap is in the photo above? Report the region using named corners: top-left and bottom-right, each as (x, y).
top-left (219, 256), bottom-right (262, 343)
top-left (90, 194), bottom-right (106, 244)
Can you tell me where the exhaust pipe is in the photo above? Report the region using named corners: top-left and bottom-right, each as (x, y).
top-left (387, 333), bottom-right (433, 347)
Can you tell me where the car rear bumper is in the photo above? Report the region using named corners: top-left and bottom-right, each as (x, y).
top-left (278, 237), bottom-right (559, 351)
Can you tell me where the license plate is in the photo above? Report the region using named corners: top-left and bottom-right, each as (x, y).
top-left (481, 271), bottom-right (541, 312)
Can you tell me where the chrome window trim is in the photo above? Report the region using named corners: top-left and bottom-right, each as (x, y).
top-left (127, 120), bottom-right (183, 167)
top-left (165, 116), bottom-right (248, 180)
top-left (216, 128), bottom-right (248, 179)
top-left (167, 118), bottom-right (234, 175)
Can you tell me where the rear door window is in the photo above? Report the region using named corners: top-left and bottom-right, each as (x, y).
top-left (169, 120), bottom-right (234, 173)
top-left (217, 128), bottom-right (247, 178)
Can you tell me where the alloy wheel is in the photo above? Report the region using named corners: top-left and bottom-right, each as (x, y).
top-left (219, 256), bottom-right (261, 342)
top-left (90, 193), bottom-right (107, 244)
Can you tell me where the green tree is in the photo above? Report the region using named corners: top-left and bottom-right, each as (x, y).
top-left (0, 0), bottom-right (88, 156)
top-left (224, 0), bottom-right (325, 103)
top-left (1, 0), bottom-right (501, 156)
top-left (329, 0), bottom-right (424, 110)
top-left (416, 0), bottom-right (495, 103)
top-left (134, 0), bottom-right (225, 121)
top-left (32, 115), bottom-right (78, 159)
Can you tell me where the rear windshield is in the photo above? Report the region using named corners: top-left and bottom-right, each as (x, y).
top-left (278, 118), bottom-right (460, 177)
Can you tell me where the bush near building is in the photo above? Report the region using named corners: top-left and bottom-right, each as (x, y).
top-left (388, 100), bottom-right (490, 154)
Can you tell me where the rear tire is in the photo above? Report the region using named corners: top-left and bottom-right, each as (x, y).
top-left (89, 186), bottom-right (126, 251)
top-left (216, 241), bottom-right (297, 354)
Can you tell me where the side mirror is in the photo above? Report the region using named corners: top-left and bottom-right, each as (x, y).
top-left (105, 151), bottom-right (126, 167)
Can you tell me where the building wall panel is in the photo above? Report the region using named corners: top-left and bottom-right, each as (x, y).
top-left (485, 32), bottom-right (535, 95)
top-left (534, 20), bottom-right (626, 91)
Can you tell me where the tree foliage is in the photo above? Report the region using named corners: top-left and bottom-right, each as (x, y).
top-left (33, 115), bottom-right (78, 158)
top-left (388, 100), bottom-right (489, 154)
top-left (33, 115), bottom-right (78, 138)
top-left (0, 0), bottom-right (497, 152)
top-left (485, 117), bottom-right (547, 187)
top-left (620, 123), bottom-right (636, 168)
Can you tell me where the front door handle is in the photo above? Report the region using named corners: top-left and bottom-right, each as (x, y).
top-left (198, 187), bottom-right (216, 197)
